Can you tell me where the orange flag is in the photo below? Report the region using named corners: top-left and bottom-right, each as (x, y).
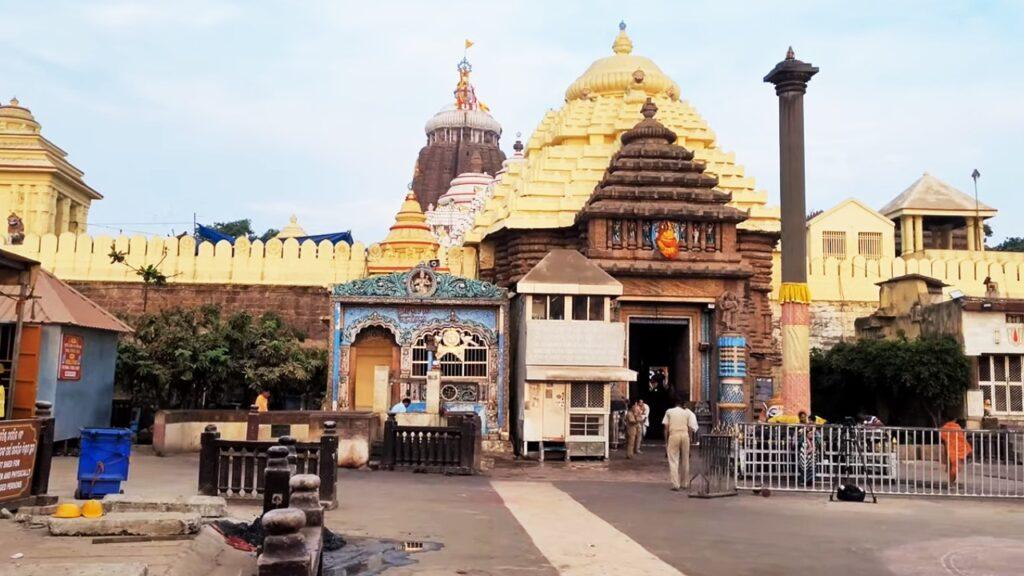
top-left (465, 39), bottom-right (474, 49)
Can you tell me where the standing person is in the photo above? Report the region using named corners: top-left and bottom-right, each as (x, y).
top-left (637, 399), bottom-right (650, 454)
top-left (663, 398), bottom-right (699, 491)
top-left (939, 418), bottom-right (973, 483)
top-left (624, 402), bottom-right (641, 459)
top-left (254, 390), bottom-right (270, 412)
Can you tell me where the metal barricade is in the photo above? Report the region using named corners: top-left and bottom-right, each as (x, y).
top-left (735, 422), bottom-right (1024, 498)
top-left (690, 433), bottom-right (737, 498)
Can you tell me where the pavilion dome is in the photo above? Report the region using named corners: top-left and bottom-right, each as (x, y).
top-left (0, 98), bottom-right (41, 134)
top-left (275, 215), bottom-right (307, 239)
top-left (424, 105), bottom-right (502, 135)
top-left (565, 22), bottom-right (681, 102)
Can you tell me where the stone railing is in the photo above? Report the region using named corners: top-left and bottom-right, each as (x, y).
top-left (0, 232), bottom-right (469, 286)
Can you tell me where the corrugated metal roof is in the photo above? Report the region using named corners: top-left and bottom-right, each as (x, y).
top-left (0, 268), bottom-right (132, 332)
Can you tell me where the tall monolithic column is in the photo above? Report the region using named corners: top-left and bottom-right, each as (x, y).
top-left (765, 48), bottom-right (818, 416)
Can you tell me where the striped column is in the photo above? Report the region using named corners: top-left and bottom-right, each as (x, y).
top-left (780, 283), bottom-right (811, 415)
top-left (717, 334), bottom-right (747, 425)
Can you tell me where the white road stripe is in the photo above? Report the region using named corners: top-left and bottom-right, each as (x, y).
top-left (492, 481), bottom-right (685, 576)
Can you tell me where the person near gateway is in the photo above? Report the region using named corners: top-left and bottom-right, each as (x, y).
top-left (254, 389), bottom-right (271, 412)
top-left (390, 397), bottom-right (412, 413)
top-left (663, 397), bottom-right (699, 491)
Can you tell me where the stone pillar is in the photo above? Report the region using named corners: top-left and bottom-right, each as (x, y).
top-left (901, 216), bottom-right (914, 254)
top-left (765, 48), bottom-right (817, 416)
top-left (717, 334), bottom-right (747, 425)
top-left (967, 218), bottom-right (977, 251)
top-left (977, 217), bottom-right (986, 251)
top-left (914, 216), bottom-right (924, 252)
top-left (426, 366), bottom-right (441, 414)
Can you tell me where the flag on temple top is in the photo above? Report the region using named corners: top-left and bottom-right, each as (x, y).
top-left (465, 39), bottom-right (474, 49)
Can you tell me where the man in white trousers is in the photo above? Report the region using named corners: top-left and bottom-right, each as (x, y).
top-left (663, 398), bottom-right (699, 490)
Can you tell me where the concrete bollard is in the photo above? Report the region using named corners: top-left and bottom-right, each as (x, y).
top-left (258, 508), bottom-right (309, 576)
top-left (288, 474), bottom-right (322, 530)
top-left (263, 445), bottom-right (292, 514)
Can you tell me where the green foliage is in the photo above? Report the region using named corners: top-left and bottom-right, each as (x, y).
top-left (993, 236), bottom-right (1024, 252)
top-left (209, 219), bottom-right (280, 243)
top-left (109, 244), bottom-right (169, 285)
top-left (115, 305), bottom-right (325, 410)
top-left (811, 336), bottom-right (970, 426)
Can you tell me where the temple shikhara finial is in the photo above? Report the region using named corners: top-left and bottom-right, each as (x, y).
top-left (613, 21), bottom-right (633, 55)
top-left (786, 46), bottom-right (795, 60)
top-left (641, 97), bottom-right (657, 119)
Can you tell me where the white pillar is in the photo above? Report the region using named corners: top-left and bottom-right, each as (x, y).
top-left (914, 216), bottom-right (925, 252)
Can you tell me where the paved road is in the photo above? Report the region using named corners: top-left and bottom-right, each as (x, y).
top-left (20, 449), bottom-right (1024, 575)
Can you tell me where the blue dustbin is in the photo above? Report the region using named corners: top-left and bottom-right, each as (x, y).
top-left (76, 428), bottom-right (132, 499)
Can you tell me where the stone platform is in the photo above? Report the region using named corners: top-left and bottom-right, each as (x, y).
top-left (48, 512), bottom-right (201, 537)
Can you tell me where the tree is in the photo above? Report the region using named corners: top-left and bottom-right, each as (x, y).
top-left (811, 336), bottom-right (970, 426)
top-left (116, 305), bottom-right (325, 411)
top-left (993, 237), bottom-right (1024, 252)
top-left (209, 219), bottom-right (282, 243)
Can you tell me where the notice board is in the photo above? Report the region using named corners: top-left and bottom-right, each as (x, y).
top-left (59, 333), bottom-right (84, 381)
top-left (0, 419), bottom-right (39, 503)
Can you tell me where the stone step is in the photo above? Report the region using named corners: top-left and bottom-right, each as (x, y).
top-left (48, 512), bottom-right (202, 537)
top-left (102, 495), bottom-right (227, 518)
top-left (0, 563), bottom-right (147, 576)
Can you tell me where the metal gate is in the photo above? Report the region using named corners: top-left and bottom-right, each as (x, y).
top-left (734, 422), bottom-right (1024, 498)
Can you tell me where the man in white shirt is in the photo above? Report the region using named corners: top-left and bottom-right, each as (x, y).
top-left (390, 397), bottom-right (411, 413)
top-left (662, 398), bottom-right (699, 491)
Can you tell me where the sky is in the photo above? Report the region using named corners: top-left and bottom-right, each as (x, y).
top-left (1, 0), bottom-right (1022, 243)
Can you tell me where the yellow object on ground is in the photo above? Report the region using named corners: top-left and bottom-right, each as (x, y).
top-left (80, 499), bottom-right (104, 518)
top-left (52, 503), bottom-right (82, 518)
top-left (769, 414), bottom-right (827, 425)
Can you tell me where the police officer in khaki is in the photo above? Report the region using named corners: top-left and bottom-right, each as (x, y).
top-left (662, 398), bottom-right (699, 491)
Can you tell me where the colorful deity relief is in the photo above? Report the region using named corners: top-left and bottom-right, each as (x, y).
top-left (655, 221), bottom-right (679, 259)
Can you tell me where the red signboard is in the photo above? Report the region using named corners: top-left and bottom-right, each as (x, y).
top-left (0, 420), bottom-right (39, 503)
top-left (59, 333), bottom-right (84, 381)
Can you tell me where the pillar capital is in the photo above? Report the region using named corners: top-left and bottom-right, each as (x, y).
top-left (764, 47), bottom-right (819, 95)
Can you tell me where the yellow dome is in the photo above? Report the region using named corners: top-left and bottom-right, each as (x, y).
top-left (565, 23), bottom-right (680, 102)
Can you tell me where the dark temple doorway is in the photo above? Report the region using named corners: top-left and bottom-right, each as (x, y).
top-left (628, 319), bottom-right (690, 439)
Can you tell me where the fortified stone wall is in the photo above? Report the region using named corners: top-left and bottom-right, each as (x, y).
top-left (68, 281), bottom-right (331, 342)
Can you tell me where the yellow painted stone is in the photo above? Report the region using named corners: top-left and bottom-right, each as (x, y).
top-left (366, 192), bottom-right (441, 275)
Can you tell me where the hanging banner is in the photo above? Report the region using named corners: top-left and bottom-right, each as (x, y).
top-left (59, 333), bottom-right (84, 381)
top-left (0, 420), bottom-right (39, 503)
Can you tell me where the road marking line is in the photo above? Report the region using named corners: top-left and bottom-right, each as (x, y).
top-left (492, 481), bottom-right (684, 576)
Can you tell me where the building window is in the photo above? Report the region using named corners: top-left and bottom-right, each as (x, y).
top-left (548, 296), bottom-right (565, 320)
top-left (858, 232), bottom-right (883, 259)
top-left (570, 383), bottom-right (605, 408)
top-left (411, 330), bottom-right (489, 378)
top-left (531, 295), bottom-right (547, 320)
top-left (531, 295), bottom-right (565, 320)
top-left (571, 296), bottom-right (606, 321)
top-left (569, 414), bottom-right (604, 436)
top-left (1007, 314), bottom-right (1024, 325)
top-left (822, 231), bottom-right (847, 259)
top-left (980, 354), bottom-right (1024, 414)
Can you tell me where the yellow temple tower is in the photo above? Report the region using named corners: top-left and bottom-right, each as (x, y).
top-left (463, 23), bottom-right (780, 270)
top-left (0, 98), bottom-right (102, 237)
top-left (366, 192), bottom-right (442, 275)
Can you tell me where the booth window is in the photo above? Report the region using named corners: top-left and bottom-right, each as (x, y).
top-left (411, 331), bottom-right (488, 378)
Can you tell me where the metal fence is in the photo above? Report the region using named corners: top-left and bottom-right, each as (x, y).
top-left (734, 422), bottom-right (1024, 498)
top-left (690, 433), bottom-right (737, 498)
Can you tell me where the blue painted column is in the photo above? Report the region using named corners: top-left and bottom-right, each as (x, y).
top-left (717, 334), bottom-right (747, 425)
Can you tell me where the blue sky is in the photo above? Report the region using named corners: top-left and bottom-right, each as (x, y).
top-left (2, 1), bottom-right (1021, 242)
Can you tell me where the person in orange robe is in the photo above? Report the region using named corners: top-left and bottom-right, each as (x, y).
top-left (939, 419), bottom-right (972, 483)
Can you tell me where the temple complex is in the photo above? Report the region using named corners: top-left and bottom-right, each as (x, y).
top-left (0, 98), bottom-right (101, 237)
top-left (412, 57), bottom-right (506, 212)
top-left (462, 22), bottom-right (780, 281)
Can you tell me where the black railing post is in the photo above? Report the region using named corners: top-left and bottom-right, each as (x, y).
top-left (198, 424), bottom-right (220, 496)
top-left (263, 445), bottom-right (292, 514)
top-left (318, 421), bottom-right (338, 508)
top-left (382, 413), bottom-right (397, 470)
top-left (30, 401), bottom-right (54, 497)
top-left (278, 435), bottom-right (298, 473)
top-left (459, 415), bottom-right (477, 472)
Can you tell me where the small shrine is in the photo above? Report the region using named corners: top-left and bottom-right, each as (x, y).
top-left (367, 192), bottom-right (443, 275)
top-left (329, 264), bottom-right (509, 440)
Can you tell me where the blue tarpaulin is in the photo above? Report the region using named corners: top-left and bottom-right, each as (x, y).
top-left (195, 225), bottom-right (353, 246)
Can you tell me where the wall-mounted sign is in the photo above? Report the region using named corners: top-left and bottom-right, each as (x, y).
top-left (0, 420), bottom-right (39, 503)
top-left (59, 333), bottom-right (84, 381)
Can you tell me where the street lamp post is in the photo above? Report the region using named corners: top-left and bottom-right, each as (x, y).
top-left (765, 47), bottom-right (818, 416)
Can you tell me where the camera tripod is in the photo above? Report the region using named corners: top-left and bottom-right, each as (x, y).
top-left (829, 423), bottom-right (878, 503)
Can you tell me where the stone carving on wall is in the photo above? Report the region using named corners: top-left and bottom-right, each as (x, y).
top-left (717, 291), bottom-right (741, 333)
top-left (7, 213), bottom-right (24, 245)
top-left (333, 266), bottom-right (505, 300)
top-left (341, 312), bottom-right (404, 345)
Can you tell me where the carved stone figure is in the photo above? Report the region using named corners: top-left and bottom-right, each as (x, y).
top-left (7, 212), bottom-right (24, 245)
top-left (718, 291), bottom-right (741, 332)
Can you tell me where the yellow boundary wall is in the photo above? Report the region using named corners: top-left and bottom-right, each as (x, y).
top-left (771, 252), bottom-right (1024, 302)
